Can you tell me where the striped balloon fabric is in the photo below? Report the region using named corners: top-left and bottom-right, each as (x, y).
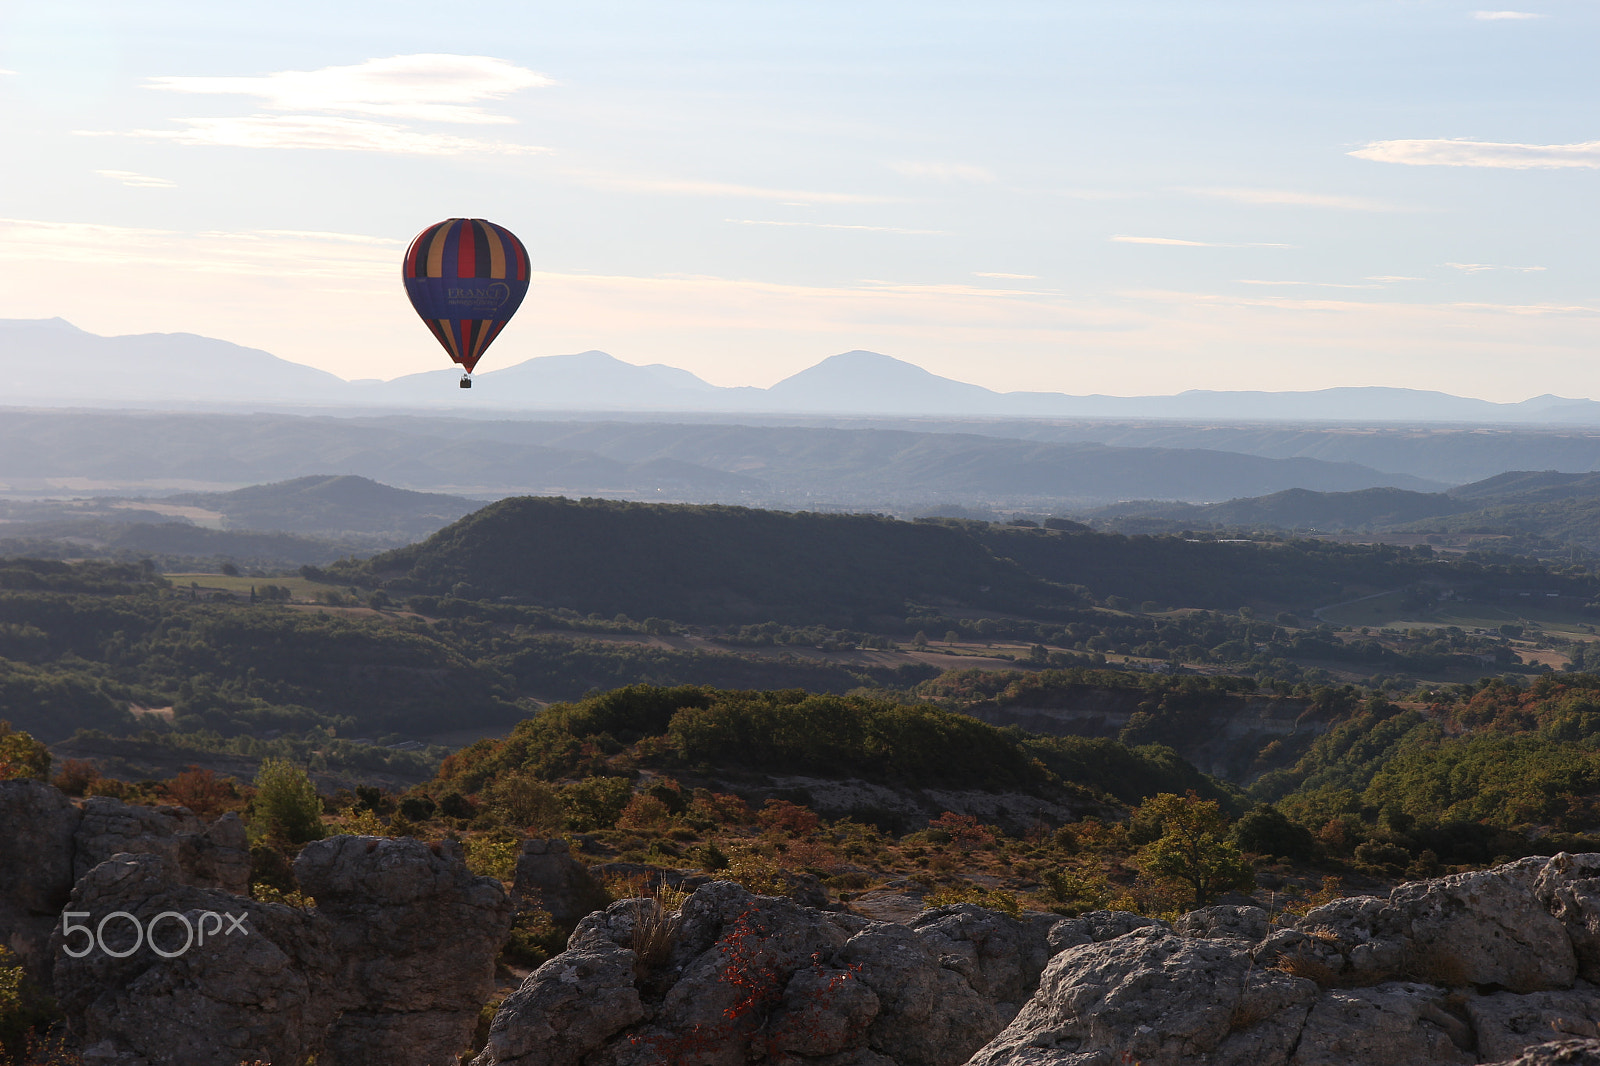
top-left (401, 218), bottom-right (530, 374)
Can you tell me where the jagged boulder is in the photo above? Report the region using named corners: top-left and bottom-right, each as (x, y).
top-left (965, 926), bottom-right (1317, 1066)
top-left (906, 905), bottom-right (1058, 1022)
top-left (1392, 865), bottom-right (1576, 992)
top-left (294, 835), bottom-right (514, 1066)
top-left (0, 779), bottom-right (83, 982)
top-left (967, 856), bottom-right (1600, 1066)
top-left (1468, 990), bottom-right (1600, 1062)
top-left (51, 852), bottom-right (340, 1066)
top-left (1537, 853), bottom-right (1600, 983)
top-left (1290, 981), bottom-right (1475, 1066)
top-left (0, 782), bottom-right (249, 988)
top-left (513, 838), bottom-right (610, 926)
top-left (475, 881), bottom-right (1039, 1066)
top-left (74, 797), bottom-right (250, 895)
top-left (1487, 1039), bottom-right (1600, 1066)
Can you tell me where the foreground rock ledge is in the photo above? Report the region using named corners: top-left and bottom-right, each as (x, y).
top-left (476, 857), bottom-right (1600, 1066)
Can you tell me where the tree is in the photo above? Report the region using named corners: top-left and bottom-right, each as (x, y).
top-left (0, 722), bottom-right (48, 782)
top-left (1134, 791), bottom-right (1254, 907)
top-left (251, 758), bottom-right (325, 846)
top-left (1231, 803), bottom-right (1315, 863)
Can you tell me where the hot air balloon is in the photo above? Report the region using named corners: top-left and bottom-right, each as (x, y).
top-left (402, 218), bottom-right (530, 388)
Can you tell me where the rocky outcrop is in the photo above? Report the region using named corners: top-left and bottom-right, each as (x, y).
top-left (475, 881), bottom-right (1057, 1066)
top-left (74, 797), bottom-right (251, 895)
top-left (0, 780), bottom-right (83, 982)
top-left (294, 835), bottom-right (515, 1066)
top-left (968, 855), bottom-right (1600, 1066)
top-left (0, 782), bottom-right (247, 988)
top-left (38, 833), bottom-right (509, 1066)
top-left (51, 852), bottom-right (339, 1066)
top-left (513, 838), bottom-right (610, 926)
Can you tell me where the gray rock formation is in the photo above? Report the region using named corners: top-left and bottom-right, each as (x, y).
top-left (293, 835), bottom-right (515, 1066)
top-left (513, 838), bottom-right (610, 926)
top-left (1487, 1039), bottom-right (1600, 1066)
top-left (51, 852), bottom-right (339, 1066)
top-left (38, 832), bottom-right (509, 1066)
top-left (474, 881), bottom-right (1056, 1066)
top-left (0, 779), bottom-right (83, 982)
top-left (966, 855), bottom-right (1600, 1066)
top-left (74, 797), bottom-right (251, 895)
top-left (0, 783), bottom-right (249, 988)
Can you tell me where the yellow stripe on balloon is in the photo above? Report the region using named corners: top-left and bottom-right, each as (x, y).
top-left (483, 225), bottom-right (507, 279)
top-left (425, 223), bottom-right (451, 278)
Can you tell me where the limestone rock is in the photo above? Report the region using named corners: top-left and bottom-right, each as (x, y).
top-left (1289, 982), bottom-right (1474, 1066)
top-left (965, 926), bottom-right (1314, 1066)
top-left (1468, 990), bottom-right (1600, 1063)
top-left (907, 905), bottom-right (1057, 1019)
top-left (1392, 865), bottom-right (1576, 991)
top-left (0, 779), bottom-right (83, 983)
top-left (1290, 895), bottom-right (1409, 983)
top-left (475, 939), bottom-right (644, 1066)
top-left (73, 797), bottom-right (251, 895)
top-left (1537, 853), bottom-right (1600, 983)
top-left (294, 835), bottom-right (514, 1066)
top-left (1044, 910), bottom-right (1163, 953)
top-left (513, 838), bottom-right (610, 926)
top-left (1172, 905), bottom-right (1269, 944)
top-left (1486, 1039), bottom-right (1600, 1066)
top-left (477, 881), bottom-right (1019, 1066)
top-left (51, 852), bottom-right (340, 1066)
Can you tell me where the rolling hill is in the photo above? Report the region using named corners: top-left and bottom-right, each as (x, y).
top-left (355, 496), bottom-right (1067, 625)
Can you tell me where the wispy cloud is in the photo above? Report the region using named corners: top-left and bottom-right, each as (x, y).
top-left (1445, 262), bottom-right (1545, 274)
top-left (1184, 186), bottom-right (1401, 211)
top-left (1367, 275), bottom-right (1425, 282)
top-left (98, 115), bottom-right (547, 155)
top-left (145, 54), bottom-right (550, 124)
top-left (1351, 137), bottom-right (1600, 169)
top-left (974, 272), bottom-right (1037, 279)
top-left (888, 161), bottom-right (996, 182)
top-left (728, 219), bottom-right (946, 235)
top-left (567, 171), bottom-right (894, 205)
top-left (97, 55), bottom-right (550, 155)
top-left (1239, 279), bottom-right (1382, 289)
top-left (1472, 10), bottom-right (1544, 19)
top-left (95, 170), bottom-right (176, 188)
top-left (1112, 235), bottom-right (1292, 248)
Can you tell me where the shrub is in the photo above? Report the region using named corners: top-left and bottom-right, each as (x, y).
top-left (1231, 804), bottom-right (1315, 863)
top-left (0, 722), bottom-right (48, 782)
top-left (466, 835), bottom-right (521, 881)
top-left (562, 777), bottom-right (634, 831)
top-left (757, 799), bottom-right (820, 837)
top-left (164, 766), bottom-right (240, 818)
top-left (617, 794), bottom-right (673, 832)
top-left (484, 774), bottom-right (565, 834)
top-left (250, 758), bottom-right (325, 846)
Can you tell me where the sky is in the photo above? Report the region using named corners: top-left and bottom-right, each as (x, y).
top-left (1, 0), bottom-right (1598, 399)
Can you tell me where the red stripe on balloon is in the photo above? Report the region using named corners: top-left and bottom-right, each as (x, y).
top-left (456, 220), bottom-right (475, 279)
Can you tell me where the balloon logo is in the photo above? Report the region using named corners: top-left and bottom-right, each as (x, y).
top-left (402, 218), bottom-right (530, 387)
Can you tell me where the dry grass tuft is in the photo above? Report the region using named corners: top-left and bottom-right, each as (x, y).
top-left (1273, 950), bottom-right (1339, 989)
top-left (631, 894), bottom-right (682, 977)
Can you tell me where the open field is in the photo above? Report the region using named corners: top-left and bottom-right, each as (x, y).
top-left (165, 572), bottom-right (350, 600)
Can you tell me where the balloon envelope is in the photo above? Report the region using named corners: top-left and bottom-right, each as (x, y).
top-left (402, 218), bottom-right (530, 373)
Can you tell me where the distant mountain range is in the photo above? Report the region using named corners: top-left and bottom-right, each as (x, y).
top-left (0, 409), bottom-right (1444, 507)
top-left (6, 317), bottom-right (1600, 424)
top-left (1083, 470), bottom-right (1600, 554)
